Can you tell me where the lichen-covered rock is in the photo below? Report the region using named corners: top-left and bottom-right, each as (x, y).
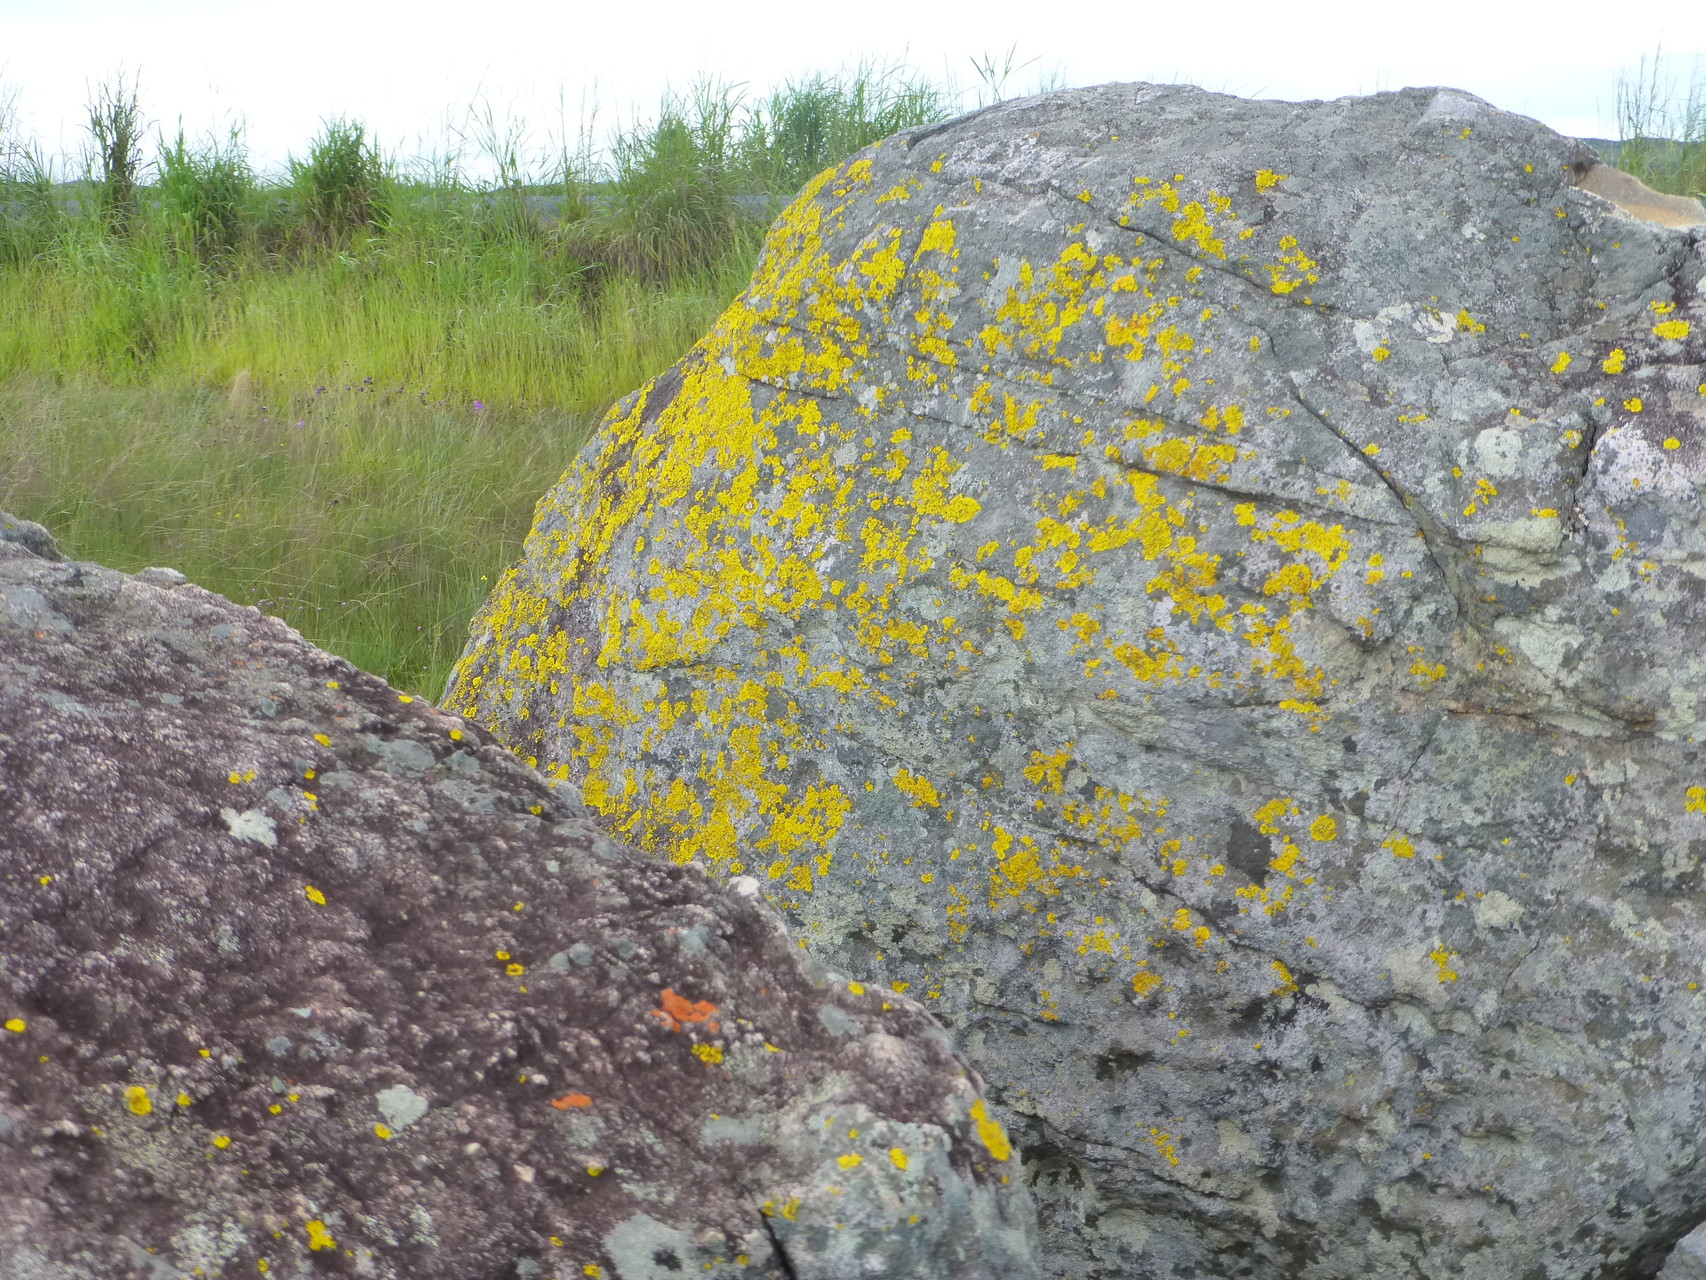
top-left (0, 524), bottom-right (1037, 1280)
top-left (446, 84), bottom-right (1706, 1278)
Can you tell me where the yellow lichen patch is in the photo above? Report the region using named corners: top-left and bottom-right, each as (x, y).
top-left (1142, 435), bottom-right (1236, 484)
top-left (1254, 169), bottom-right (1287, 191)
top-left (894, 768), bottom-right (942, 808)
top-left (1653, 319), bottom-right (1690, 340)
top-left (1603, 348), bottom-right (1627, 374)
top-left (1022, 748), bottom-right (1073, 793)
top-left (1383, 833), bottom-right (1417, 858)
top-left (1265, 235), bottom-right (1318, 295)
top-left (1429, 946), bottom-right (1459, 982)
top-left (124, 1085), bottom-right (152, 1116)
top-left (911, 447), bottom-right (982, 523)
top-left (988, 242), bottom-right (1109, 360)
top-left (1252, 797), bottom-right (1295, 835)
top-left (1170, 201), bottom-right (1227, 258)
top-left (1687, 786), bottom-right (1706, 814)
top-left (969, 1099), bottom-right (1012, 1160)
top-left (305, 1221), bottom-right (337, 1252)
top-left (917, 218), bottom-right (957, 256)
top-left (757, 783), bottom-right (853, 862)
top-left (1149, 1127), bottom-right (1182, 1166)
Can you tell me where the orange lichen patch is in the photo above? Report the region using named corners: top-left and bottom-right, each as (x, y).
top-left (551, 1092), bottom-right (593, 1110)
top-left (653, 988), bottom-right (720, 1033)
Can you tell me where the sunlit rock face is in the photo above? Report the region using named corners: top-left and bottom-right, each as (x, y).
top-left (0, 520), bottom-right (1037, 1280)
top-left (450, 83), bottom-right (1706, 1279)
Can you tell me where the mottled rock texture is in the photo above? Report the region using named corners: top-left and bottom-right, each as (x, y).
top-left (0, 525), bottom-right (1037, 1280)
top-left (447, 83), bottom-right (1706, 1279)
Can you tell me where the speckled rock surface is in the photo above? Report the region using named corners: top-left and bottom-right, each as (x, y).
top-left (0, 526), bottom-right (1038, 1280)
top-left (446, 84), bottom-right (1706, 1279)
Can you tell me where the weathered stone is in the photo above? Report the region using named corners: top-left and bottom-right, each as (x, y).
top-left (1666, 1225), bottom-right (1706, 1280)
top-left (0, 523), bottom-right (1038, 1279)
top-left (0, 511), bottom-right (60, 562)
top-left (448, 84), bottom-right (1706, 1278)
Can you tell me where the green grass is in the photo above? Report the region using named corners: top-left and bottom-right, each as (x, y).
top-left (0, 376), bottom-right (597, 693)
top-left (1614, 49), bottom-right (1706, 199)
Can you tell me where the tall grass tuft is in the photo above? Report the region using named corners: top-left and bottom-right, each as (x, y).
top-left (156, 127), bottom-right (254, 261)
top-left (85, 72), bottom-right (145, 231)
top-left (738, 64), bottom-right (951, 196)
top-left (1615, 48), bottom-right (1706, 200)
top-left (584, 80), bottom-right (748, 283)
top-left (0, 87), bottom-right (62, 266)
top-left (290, 117), bottom-right (389, 243)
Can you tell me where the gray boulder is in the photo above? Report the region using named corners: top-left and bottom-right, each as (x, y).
top-left (0, 522), bottom-right (1038, 1279)
top-left (447, 84), bottom-right (1706, 1278)
top-left (0, 511), bottom-right (60, 562)
top-left (1667, 1225), bottom-right (1706, 1280)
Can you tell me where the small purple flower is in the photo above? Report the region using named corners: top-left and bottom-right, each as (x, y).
top-left (294, 420), bottom-right (306, 429)
top-left (472, 399), bottom-right (485, 412)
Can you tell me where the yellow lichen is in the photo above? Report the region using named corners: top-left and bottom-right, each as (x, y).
top-left (969, 1098), bottom-right (1012, 1160)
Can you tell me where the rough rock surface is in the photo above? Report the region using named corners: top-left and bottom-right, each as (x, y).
top-left (1668, 1226), bottom-right (1706, 1280)
top-left (0, 523), bottom-right (1037, 1280)
top-left (447, 84), bottom-right (1706, 1278)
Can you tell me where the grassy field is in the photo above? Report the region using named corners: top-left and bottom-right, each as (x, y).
top-left (1, 59), bottom-right (1701, 697)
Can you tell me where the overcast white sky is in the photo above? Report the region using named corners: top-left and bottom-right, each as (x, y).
top-left (2, 0), bottom-right (1703, 181)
